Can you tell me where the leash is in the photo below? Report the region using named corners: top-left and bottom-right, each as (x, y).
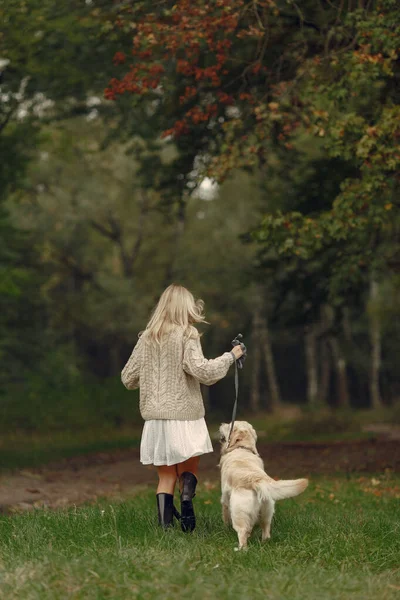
top-left (227, 333), bottom-right (246, 446)
top-left (227, 360), bottom-right (239, 445)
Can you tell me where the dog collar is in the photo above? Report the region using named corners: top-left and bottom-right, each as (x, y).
top-left (226, 445), bottom-right (259, 456)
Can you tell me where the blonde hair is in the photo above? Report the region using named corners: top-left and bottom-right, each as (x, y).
top-left (144, 284), bottom-right (207, 343)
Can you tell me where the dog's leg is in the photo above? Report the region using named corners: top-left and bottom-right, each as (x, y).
top-left (236, 527), bottom-right (250, 551)
top-left (221, 491), bottom-right (231, 525)
top-left (230, 490), bottom-right (255, 551)
top-left (260, 498), bottom-right (275, 541)
top-left (222, 502), bottom-right (231, 526)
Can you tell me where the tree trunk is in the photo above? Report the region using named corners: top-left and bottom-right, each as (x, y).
top-left (369, 279), bottom-right (383, 409)
top-left (305, 326), bottom-right (319, 406)
top-left (164, 196), bottom-right (186, 284)
top-left (250, 307), bottom-right (262, 413)
top-left (259, 316), bottom-right (281, 411)
top-left (89, 189), bottom-right (150, 279)
top-left (319, 340), bottom-right (331, 405)
top-left (342, 307), bottom-right (353, 343)
top-left (329, 336), bottom-right (350, 408)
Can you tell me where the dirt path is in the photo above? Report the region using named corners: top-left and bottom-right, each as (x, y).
top-left (1, 439), bottom-right (399, 513)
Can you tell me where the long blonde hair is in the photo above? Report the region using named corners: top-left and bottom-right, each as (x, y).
top-left (144, 284), bottom-right (207, 343)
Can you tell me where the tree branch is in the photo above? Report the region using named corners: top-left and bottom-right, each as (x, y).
top-left (89, 219), bottom-right (119, 241)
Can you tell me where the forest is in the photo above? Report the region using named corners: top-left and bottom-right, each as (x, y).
top-left (0, 5), bottom-right (400, 598)
top-left (1, 0), bottom-right (400, 439)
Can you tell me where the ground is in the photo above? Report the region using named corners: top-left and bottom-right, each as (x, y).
top-left (1, 438), bottom-right (399, 512)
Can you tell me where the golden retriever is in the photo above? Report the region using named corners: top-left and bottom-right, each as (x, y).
top-left (219, 421), bottom-right (308, 550)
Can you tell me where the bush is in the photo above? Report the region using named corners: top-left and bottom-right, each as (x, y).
top-left (0, 349), bottom-right (140, 433)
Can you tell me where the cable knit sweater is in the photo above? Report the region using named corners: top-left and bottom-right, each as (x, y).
top-left (121, 326), bottom-right (234, 421)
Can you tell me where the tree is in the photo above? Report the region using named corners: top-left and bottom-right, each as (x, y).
top-left (368, 279), bottom-right (383, 409)
top-left (108, 1), bottom-right (400, 298)
top-left (251, 4), bottom-right (400, 299)
top-left (0, 206), bottom-right (46, 389)
top-left (0, 0), bottom-right (136, 206)
top-left (9, 118), bottom-right (267, 390)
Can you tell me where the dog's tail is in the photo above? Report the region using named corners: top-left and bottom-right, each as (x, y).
top-left (256, 477), bottom-right (308, 502)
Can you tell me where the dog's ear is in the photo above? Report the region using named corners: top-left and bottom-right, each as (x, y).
top-left (249, 424), bottom-right (257, 442)
top-left (219, 423), bottom-right (230, 443)
top-left (231, 433), bottom-right (243, 446)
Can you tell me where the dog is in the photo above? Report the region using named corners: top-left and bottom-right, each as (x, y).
top-left (219, 421), bottom-right (308, 550)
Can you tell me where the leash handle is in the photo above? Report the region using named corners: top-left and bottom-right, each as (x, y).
top-left (231, 333), bottom-right (245, 369)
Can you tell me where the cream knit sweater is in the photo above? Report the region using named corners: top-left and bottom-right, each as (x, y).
top-left (121, 326), bottom-right (234, 421)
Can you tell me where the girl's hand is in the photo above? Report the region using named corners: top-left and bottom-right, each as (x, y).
top-left (231, 345), bottom-right (243, 360)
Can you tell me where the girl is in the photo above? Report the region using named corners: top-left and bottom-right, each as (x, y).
top-left (121, 284), bottom-right (243, 532)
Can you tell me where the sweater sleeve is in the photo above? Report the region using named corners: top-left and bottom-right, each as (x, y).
top-left (121, 335), bottom-right (143, 390)
top-left (183, 333), bottom-right (234, 386)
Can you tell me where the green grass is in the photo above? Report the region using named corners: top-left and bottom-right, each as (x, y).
top-left (0, 477), bottom-right (399, 599)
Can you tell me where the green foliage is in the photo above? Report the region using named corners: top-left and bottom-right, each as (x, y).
top-left (8, 117), bottom-right (263, 348)
top-left (0, 0), bottom-right (131, 200)
top-left (0, 0), bottom-right (129, 102)
top-left (0, 0), bottom-right (143, 401)
top-left (252, 3), bottom-right (400, 299)
top-left (1, 0), bottom-right (400, 427)
top-left (1, 368), bottom-right (140, 434)
top-left (109, 0), bottom-right (400, 298)
top-left (0, 122), bottom-right (39, 203)
top-left (0, 208), bottom-right (47, 390)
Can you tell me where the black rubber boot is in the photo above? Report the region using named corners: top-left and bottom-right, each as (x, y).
top-left (156, 493), bottom-right (174, 528)
top-left (179, 472), bottom-right (198, 533)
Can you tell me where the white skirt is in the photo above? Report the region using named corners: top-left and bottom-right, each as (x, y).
top-left (140, 418), bottom-right (214, 466)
